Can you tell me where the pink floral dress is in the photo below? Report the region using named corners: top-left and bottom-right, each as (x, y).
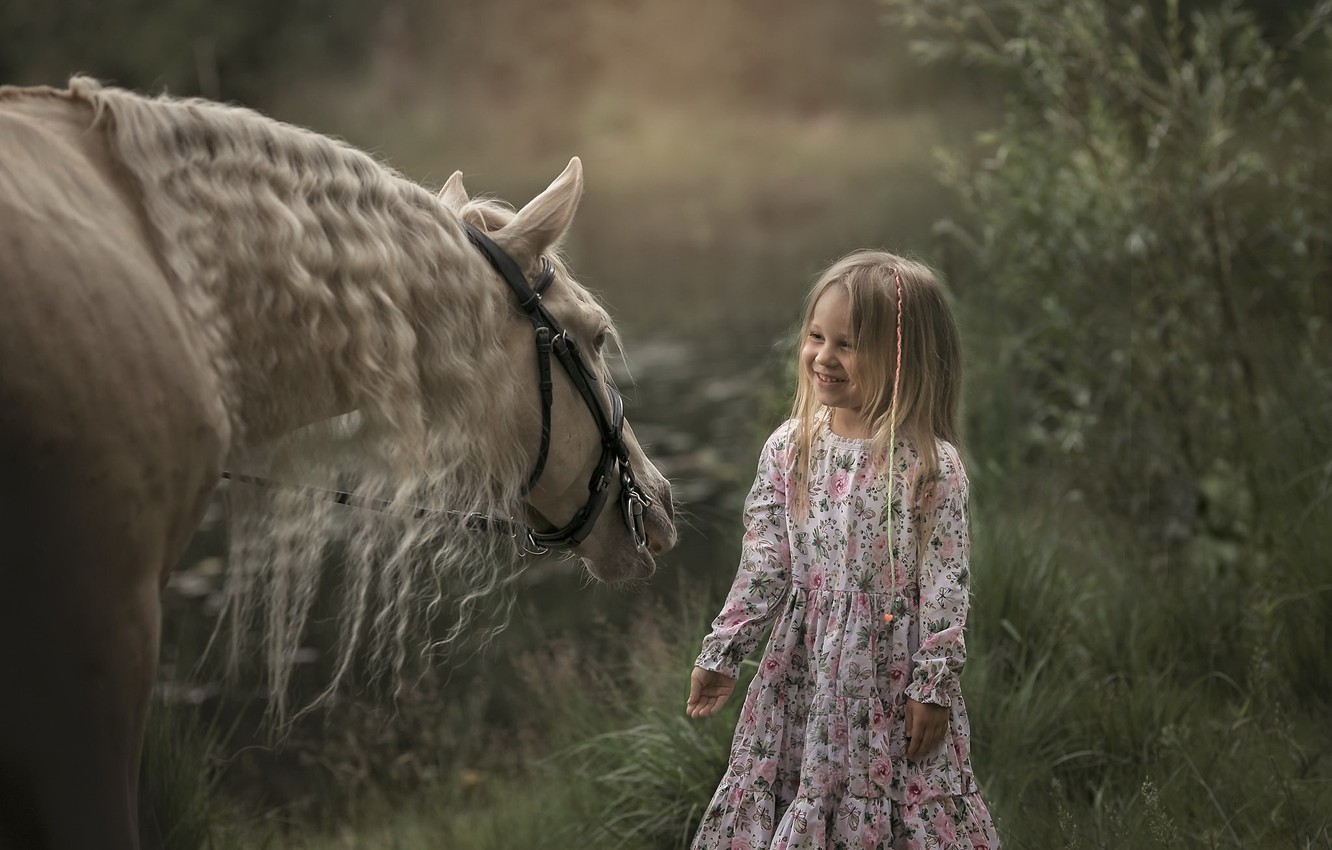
top-left (691, 419), bottom-right (1000, 850)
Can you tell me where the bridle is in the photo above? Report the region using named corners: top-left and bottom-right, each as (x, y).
top-left (461, 221), bottom-right (652, 554)
top-left (221, 222), bottom-right (654, 557)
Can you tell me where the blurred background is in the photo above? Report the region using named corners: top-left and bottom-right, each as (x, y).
top-left (4, 1), bottom-right (1330, 848)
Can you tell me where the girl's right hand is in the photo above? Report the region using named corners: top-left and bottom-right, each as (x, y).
top-left (686, 667), bottom-right (735, 718)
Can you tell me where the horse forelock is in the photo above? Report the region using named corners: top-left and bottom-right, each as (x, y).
top-left (71, 78), bottom-right (538, 724)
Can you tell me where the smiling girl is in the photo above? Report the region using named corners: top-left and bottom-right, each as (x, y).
top-left (686, 250), bottom-right (1001, 849)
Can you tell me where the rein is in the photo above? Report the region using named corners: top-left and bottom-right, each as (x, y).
top-left (222, 222), bottom-right (652, 556)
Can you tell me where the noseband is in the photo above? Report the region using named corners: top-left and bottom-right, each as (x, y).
top-left (221, 223), bottom-right (654, 557)
top-left (461, 222), bottom-right (652, 554)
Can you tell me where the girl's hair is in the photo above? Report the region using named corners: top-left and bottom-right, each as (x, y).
top-left (788, 250), bottom-right (962, 515)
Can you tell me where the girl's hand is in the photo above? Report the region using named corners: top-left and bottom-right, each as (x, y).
top-left (905, 698), bottom-right (948, 760)
top-left (686, 667), bottom-right (735, 718)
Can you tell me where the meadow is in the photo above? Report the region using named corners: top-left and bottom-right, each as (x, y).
top-left (110, 1), bottom-right (1332, 847)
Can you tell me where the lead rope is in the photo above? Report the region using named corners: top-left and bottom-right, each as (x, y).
top-left (885, 271), bottom-right (904, 626)
top-left (217, 470), bottom-right (546, 552)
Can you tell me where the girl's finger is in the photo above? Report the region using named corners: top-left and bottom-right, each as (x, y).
top-left (925, 718), bottom-right (946, 753)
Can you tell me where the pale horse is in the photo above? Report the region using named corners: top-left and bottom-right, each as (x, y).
top-left (0, 77), bottom-right (677, 850)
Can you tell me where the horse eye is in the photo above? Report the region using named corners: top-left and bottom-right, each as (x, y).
top-left (593, 331), bottom-right (608, 352)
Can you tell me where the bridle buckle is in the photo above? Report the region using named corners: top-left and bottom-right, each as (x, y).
top-left (621, 470), bottom-right (651, 553)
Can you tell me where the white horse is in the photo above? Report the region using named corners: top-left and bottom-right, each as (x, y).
top-left (0, 77), bottom-right (677, 850)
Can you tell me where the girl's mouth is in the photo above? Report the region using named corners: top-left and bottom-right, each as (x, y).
top-left (815, 372), bottom-right (846, 385)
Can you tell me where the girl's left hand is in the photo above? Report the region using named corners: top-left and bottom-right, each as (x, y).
top-left (686, 667), bottom-right (736, 718)
top-left (905, 698), bottom-right (948, 761)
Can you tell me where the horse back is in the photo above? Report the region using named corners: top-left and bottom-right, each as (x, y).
top-left (0, 85), bottom-right (227, 579)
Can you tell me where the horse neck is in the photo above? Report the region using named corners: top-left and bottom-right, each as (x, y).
top-left (216, 187), bottom-right (522, 453)
top-left (87, 84), bottom-right (518, 452)
top-left (215, 190), bottom-right (510, 449)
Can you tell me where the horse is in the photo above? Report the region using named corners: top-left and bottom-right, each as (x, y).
top-left (0, 77), bottom-right (677, 850)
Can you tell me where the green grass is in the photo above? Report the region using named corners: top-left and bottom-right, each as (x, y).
top-left (139, 701), bottom-right (260, 850)
top-left (211, 467), bottom-right (1330, 850)
top-left (225, 601), bottom-right (748, 850)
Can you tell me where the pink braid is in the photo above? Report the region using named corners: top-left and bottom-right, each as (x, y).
top-left (886, 271), bottom-right (904, 599)
top-left (891, 271), bottom-right (904, 429)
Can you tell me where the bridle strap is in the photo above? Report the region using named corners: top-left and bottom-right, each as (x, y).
top-left (525, 326), bottom-right (554, 494)
top-left (462, 221), bottom-right (652, 553)
top-left (464, 224), bottom-right (543, 311)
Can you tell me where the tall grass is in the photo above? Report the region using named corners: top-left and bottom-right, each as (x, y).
top-left (252, 473), bottom-right (1331, 849)
top-left (250, 600), bottom-right (748, 850)
top-left (523, 481), bottom-right (1332, 849)
top-left (139, 701), bottom-right (256, 850)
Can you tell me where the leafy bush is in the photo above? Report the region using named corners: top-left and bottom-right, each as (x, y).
top-left (889, 0), bottom-right (1331, 545)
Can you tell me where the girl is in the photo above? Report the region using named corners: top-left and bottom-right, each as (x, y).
top-left (686, 251), bottom-right (1000, 849)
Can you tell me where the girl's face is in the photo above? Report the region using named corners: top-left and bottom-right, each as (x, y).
top-left (802, 285), bottom-right (868, 432)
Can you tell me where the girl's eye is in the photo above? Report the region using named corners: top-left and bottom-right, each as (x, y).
top-left (809, 332), bottom-right (824, 342)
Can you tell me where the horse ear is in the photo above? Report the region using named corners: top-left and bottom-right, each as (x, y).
top-left (438, 170), bottom-right (469, 210)
top-left (494, 157), bottom-right (583, 263)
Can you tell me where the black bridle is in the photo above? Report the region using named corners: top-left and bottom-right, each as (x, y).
top-left (461, 221), bottom-right (651, 553)
top-left (222, 223), bottom-right (653, 556)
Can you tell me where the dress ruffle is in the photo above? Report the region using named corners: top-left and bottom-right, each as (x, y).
top-left (694, 783), bottom-right (1001, 850)
top-left (715, 585), bottom-right (973, 804)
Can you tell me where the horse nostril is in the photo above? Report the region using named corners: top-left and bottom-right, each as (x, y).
top-left (645, 507), bottom-right (678, 555)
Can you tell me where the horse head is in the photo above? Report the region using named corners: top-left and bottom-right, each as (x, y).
top-left (438, 158), bottom-right (677, 581)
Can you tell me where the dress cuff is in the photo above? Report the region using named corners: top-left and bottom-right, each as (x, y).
top-left (904, 658), bottom-right (957, 708)
top-left (695, 636), bottom-right (743, 679)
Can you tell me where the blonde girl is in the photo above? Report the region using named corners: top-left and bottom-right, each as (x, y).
top-left (686, 250), bottom-right (1000, 849)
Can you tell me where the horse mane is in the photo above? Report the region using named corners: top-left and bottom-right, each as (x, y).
top-left (67, 77), bottom-right (539, 725)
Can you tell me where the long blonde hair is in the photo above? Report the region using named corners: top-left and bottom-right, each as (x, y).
top-left (788, 250), bottom-right (962, 515)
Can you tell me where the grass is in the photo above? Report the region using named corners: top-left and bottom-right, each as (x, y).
top-left (158, 466), bottom-right (1327, 849)
top-left (139, 701), bottom-right (257, 850)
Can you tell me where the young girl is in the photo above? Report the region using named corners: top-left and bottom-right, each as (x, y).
top-left (686, 251), bottom-right (1000, 850)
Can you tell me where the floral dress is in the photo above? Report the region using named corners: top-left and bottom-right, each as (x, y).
top-left (691, 419), bottom-right (1001, 850)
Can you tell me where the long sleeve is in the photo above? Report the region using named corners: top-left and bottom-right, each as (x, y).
top-left (905, 454), bottom-right (971, 708)
top-left (695, 428), bottom-right (793, 679)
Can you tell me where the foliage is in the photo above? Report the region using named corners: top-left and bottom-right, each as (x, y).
top-left (888, 0), bottom-right (1331, 545)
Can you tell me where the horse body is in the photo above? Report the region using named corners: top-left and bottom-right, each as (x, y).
top-left (0, 80), bottom-right (675, 850)
top-left (0, 86), bottom-right (228, 850)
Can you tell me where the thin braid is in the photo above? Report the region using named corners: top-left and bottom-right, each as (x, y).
top-left (887, 271), bottom-right (903, 584)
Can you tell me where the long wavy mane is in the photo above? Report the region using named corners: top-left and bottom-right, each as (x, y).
top-left (70, 77), bottom-right (537, 723)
